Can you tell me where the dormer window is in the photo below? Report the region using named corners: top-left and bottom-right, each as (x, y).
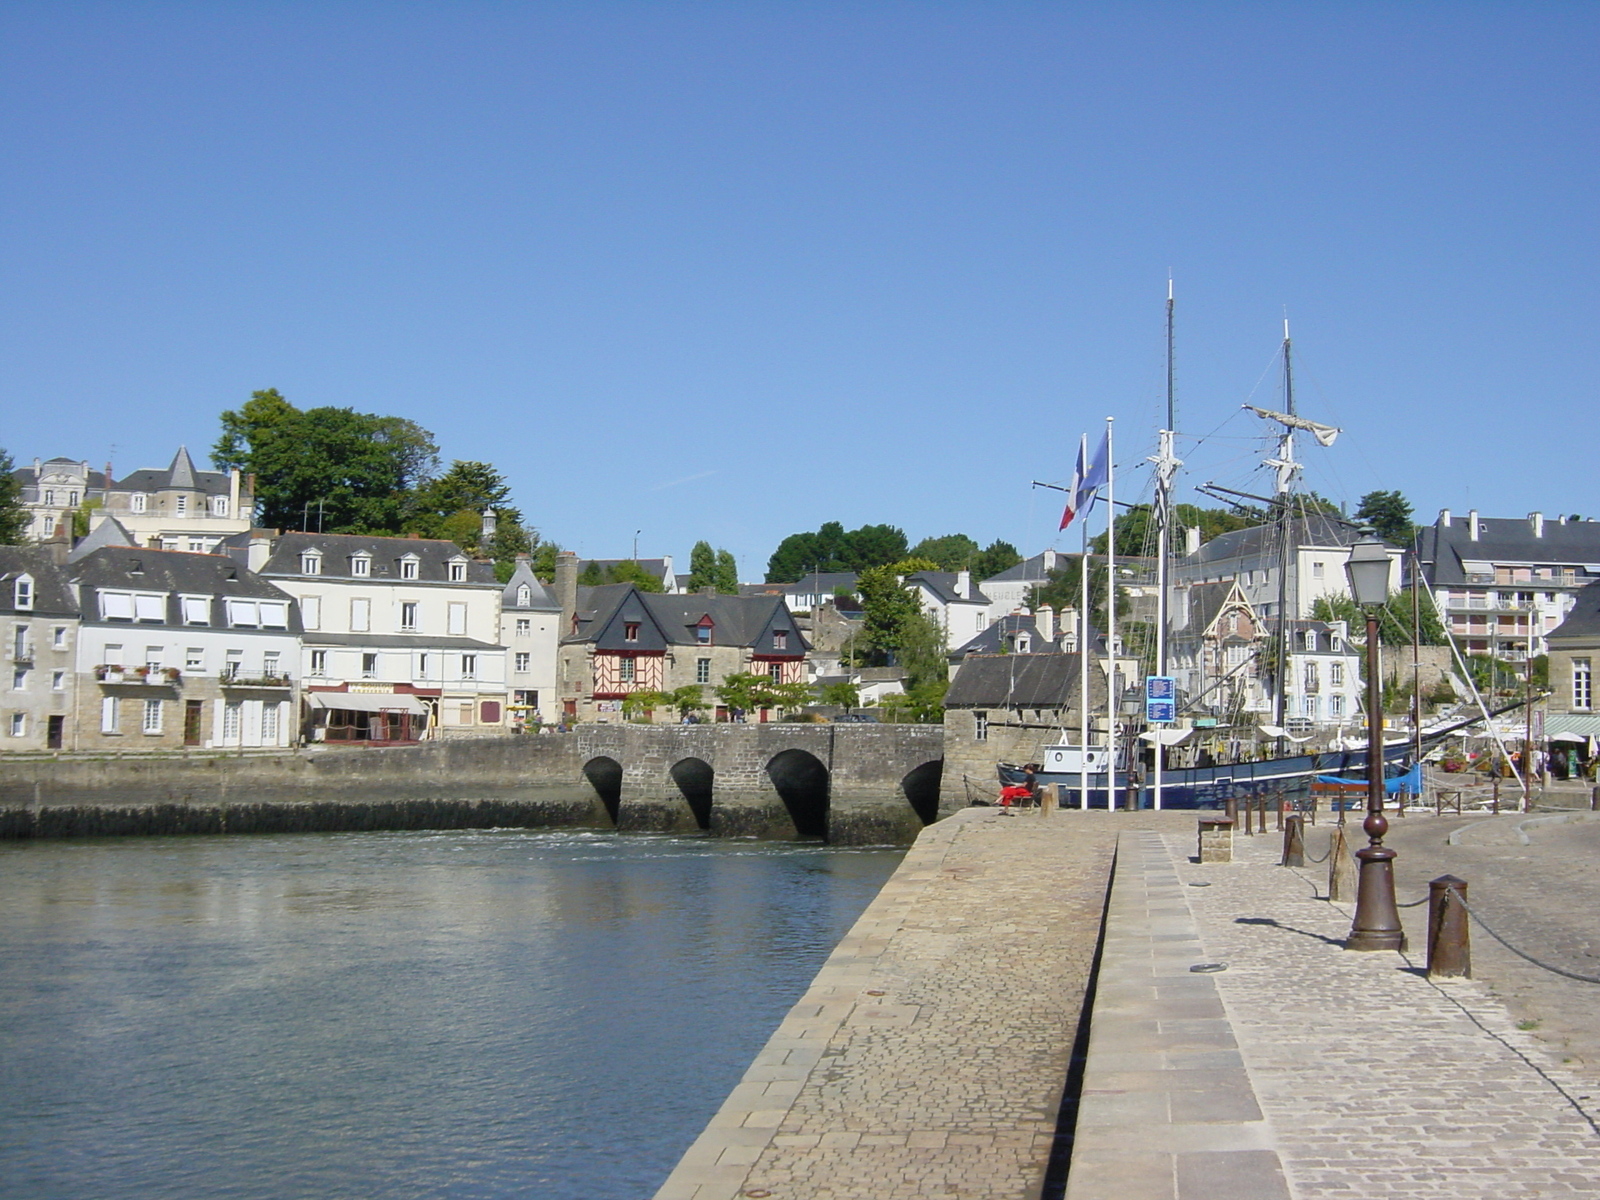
top-left (1331, 635), bottom-right (1343, 653)
top-left (448, 559), bottom-right (467, 582)
top-left (1303, 631), bottom-right (1316, 652)
top-left (695, 617), bottom-right (713, 645)
top-left (517, 584), bottom-right (531, 606)
top-left (301, 552), bottom-right (321, 575)
top-left (14, 575), bottom-right (33, 610)
top-left (131, 493), bottom-right (147, 513)
top-left (399, 555), bottom-right (419, 580)
top-left (624, 622), bottom-right (640, 642)
top-left (772, 629), bottom-right (788, 650)
top-left (351, 553), bottom-right (371, 577)
top-left (212, 496), bottom-right (229, 516)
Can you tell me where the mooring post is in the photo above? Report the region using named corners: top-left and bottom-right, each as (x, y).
top-left (1281, 814), bottom-right (1304, 867)
top-left (1275, 793), bottom-right (1284, 832)
top-left (1257, 796), bottom-right (1267, 835)
top-left (1225, 795), bottom-right (1239, 830)
top-left (1427, 875), bottom-right (1471, 979)
top-left (1591, 785), bottom-right (1599, 813)
top-left (1328, 824), bottom-right (1355, 903)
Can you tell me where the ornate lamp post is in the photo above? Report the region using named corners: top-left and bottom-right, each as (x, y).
top-left (1344, 531), bottom-right (1406, 951)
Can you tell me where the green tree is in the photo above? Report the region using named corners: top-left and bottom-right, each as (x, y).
top-left (1354, 490), bottom-right (1417, 546)
top-left (909, 533), bottom-right (981, 571)
top-left (1090, 505), bottom-right (1155, 559)
top-left (71, 496), bottom-right (102, 539)
top-left (713, 549), bottom-right (739, 593)
top-left (212, 391), bottom-right (440, 534)
top-left (578, 561), bottom-right (605, 586)
top-left (819, 681), bottom-right (860, 710)
top-left (687, 540), bottom-right (717, 589)
top-left (1310, 588), bottom-right (1445, 646)
top-left (1028, 555), bottom-right (1110, 630)
top-left (607, 560), bottom-right (665, 592)
top-left (0, 449), bottom-right (28, 544)
top-left (714, 673), bottom-right (812, 715)
top-left (971, 539), bottom-right (1022, 581)
top-left (765, 521), bottom-right (909, 582)
top-left (406, 459), bottom-right (536, 573)
top-left (621, 690), bottom-right (669, 720)
top-left (856, 565), bottom-right (923, 662)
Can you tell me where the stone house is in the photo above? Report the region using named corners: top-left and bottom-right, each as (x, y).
top-left (256, 532), bottom-right (508, 742)
top-left (69, 545), bottom-right (300, 750)
top-left (96, 447), bottom-right (255, 553)
top-left (11, 457), bottom-right (107, 542)
top-left (1544, 579), bottom-right (1600, 742)
top-left (0, 547), bottom-right (79, 750)
top-left (500, 556), bottom-right (561, 727)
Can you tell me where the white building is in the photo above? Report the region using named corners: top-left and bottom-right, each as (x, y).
top-left (500, 556), bottom-right (561, 728)
top-left (11, 457), bottom-right (107, 542)
top-left (96, 447), bottom-right (255, 553)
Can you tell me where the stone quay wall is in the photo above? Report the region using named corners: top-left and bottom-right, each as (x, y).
top-left (0, 724), bottom-right (947, 845)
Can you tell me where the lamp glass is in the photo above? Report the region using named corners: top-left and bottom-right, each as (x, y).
top-left (1344, 536), bottom-right (1390, 608)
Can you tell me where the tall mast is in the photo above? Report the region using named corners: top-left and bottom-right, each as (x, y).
top-left (1104, 416), bottom-right (1117, 810)
top-left (1269, 320), bottom-right (1296, 736)
top-left (1149, 279), bottom-right (1182, 811)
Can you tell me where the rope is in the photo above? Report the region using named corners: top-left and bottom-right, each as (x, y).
top-left (1397, 894), bottom-right (1431, 908)
top-left (1456, 893), bottom-right (1600, 985)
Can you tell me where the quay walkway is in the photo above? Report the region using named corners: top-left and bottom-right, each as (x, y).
top-left (655, 807), bottom-right (1600, 1199)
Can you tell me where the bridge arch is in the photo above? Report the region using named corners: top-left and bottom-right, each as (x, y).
top-left (765, 748), bottom-right (831, 840)
top-left (900, 759), bottom-right (944, 826)
top-left (582, 756), bottom-right (623, 826)
top-left (669, 756), bottom-right (715, 831)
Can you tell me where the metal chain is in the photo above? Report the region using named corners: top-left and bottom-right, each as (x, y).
top-left (1455, 894), bottom-right (1600, 985)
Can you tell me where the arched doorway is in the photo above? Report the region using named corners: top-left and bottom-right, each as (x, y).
top-left (900, 759), bottom-right (944, 826)
top-left (669, 757), bottom-right (715, 831)
top-left (582, 756), bottom-right (623, 826)
top-left (765, 748), bottom-right (830, 840)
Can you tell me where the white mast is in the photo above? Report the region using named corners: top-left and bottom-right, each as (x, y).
top-left (1078, 482), bottom-right (1091, 809)
top-left (1105, 416), bottom-right (1117, 810)
top-left (1150, 282), bottom-right (1182, 809)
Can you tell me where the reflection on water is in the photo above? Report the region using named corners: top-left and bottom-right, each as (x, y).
top-left (0, 829), bottom-right (903, 1200)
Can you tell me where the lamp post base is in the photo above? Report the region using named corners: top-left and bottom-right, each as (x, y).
top-left (1347, 842), bottom-right (1407, 952)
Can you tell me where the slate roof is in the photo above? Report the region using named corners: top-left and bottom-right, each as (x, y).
top-left (0, 547), bottom-right (76, 615)
top-left (303, 632), bottom-right (500, 650)
top-left (1173, 581), bottom-right (1247, 636)
top-left (908, 571), bottom-right (991, 606)
top-left (565, 585), bottom-right (808, 654)
top-left (260, 532), bottom-right (497, 584)
top-left (981, 552), bottom-right (1063, 585)
top-left (1414, 516), bottom-right (1600, 588)
top-left (950, 614), bottom-right (1108, 659)
top-left (1183, 511), bottom-right (1357, 567)
top-left (67, 516), bottom-right (137, 561)
top-left (944, 653), bottom-right (1106, 710)
top-left (501, 558), bottom-right (560, 611)
top-left (1549, 579), bottom-right (1600, 642)
top-left (69, 547), bottom-right (300, 629)
top-left (13, 458), bottom-right (108, 493)
top-left (113, 447), bottom-right (234, 497)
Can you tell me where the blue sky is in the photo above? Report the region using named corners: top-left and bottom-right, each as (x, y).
top-left (3, 2), bottom-right (1596, 579)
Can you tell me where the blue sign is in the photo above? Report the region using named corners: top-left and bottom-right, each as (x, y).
top-left (1145, 675), bottom-right (1176, 724)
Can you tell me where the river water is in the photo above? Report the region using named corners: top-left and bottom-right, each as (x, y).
top-left (0, 829), bottom-right (903, 1200)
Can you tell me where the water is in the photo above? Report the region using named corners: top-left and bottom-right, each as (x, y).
top-left (0, 829), bottom-right (903, 1200)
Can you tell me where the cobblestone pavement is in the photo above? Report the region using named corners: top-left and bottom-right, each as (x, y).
top-left (1380, 811), bottom-right (1600, 1085)
top-left (1180, 823), bottom-right (1600, 1198)
top-left (654, 807), bottom-right (1182, 1200)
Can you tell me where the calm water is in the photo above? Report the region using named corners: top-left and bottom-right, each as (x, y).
top-left (0, 829), bottom-right (903, 1200)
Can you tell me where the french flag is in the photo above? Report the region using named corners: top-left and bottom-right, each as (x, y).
top-left (1059, 430), bottom-right (1110, 531)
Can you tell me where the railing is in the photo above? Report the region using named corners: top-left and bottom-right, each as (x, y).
top-left (222, 674), bottom-right (292, 688)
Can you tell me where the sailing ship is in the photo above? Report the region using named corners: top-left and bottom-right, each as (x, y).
top-left (1019, 302), bottom-right (1488, 809)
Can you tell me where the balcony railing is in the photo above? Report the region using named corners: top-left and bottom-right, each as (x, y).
top-left (222, 673), bottom-right (293, 689)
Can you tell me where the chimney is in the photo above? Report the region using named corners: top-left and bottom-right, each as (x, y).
top-left (33, 457), bottom-right (41, 474)
top-left (956, 569), bottom-right (971, 599)
top-left (1184, 525), bottom-right (1201, 556)
top-left (1468, 510), bottom-right (1480, 541)
top-left (1530, 511), bottom-right (1544, 538)
top-left (1037, 604), bottom-right (1054, 642)
top-left (481, 508), bottom-right (497, 543)
top-left (556, 550), bottom-right (579, 634)
top-left (1559, 514), bottom-right (1569, 526)
top-left (43, 520), bottom-right (70, 565)
top-left (1439, 509), bottom-right (1451, 527)
top-left (246, 533), bottom-right (273, 572)
top-left (1042, 550), bottom-right (1056, 573)
top-left (229, 468), bottom-right (242, 522)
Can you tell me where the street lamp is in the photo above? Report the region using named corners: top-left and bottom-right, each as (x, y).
top-left (1343, 530), bottom-right (1406, 951)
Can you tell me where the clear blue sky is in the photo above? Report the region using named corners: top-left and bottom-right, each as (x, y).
top-left (4, 2), bottom-right (1596, 579)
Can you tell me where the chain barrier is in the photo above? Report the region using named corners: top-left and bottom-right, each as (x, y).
top-left (1454, 893), bottom-right (1600, 985)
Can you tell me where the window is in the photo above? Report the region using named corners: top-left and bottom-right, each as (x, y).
top-left (1303, 662), bottom-right (1318, 691)
top-left (69, 490), bottom-right (78, 506)
top-left (1312, 561), bottom-right (1325, 580)
top-left (773, 630), bottom-right (788, 650)
top-left (13, 626), bottom-right (29, 659)
top-left (143, 699), bottom-right (163, 734)
top-left (186, 647), bottom-right (204, 671)
top-left (101, 697), bottom-right (120, 733)
top-left (1331, 635), bottom-right (1343, 652)
top-left (261, 702), bottom-right (280, 743)
top-left (182, 596), bottom-right (209, 625)
top-left (9, 712), bottom-right (23, 737)
top-left (448, 603), bottom-right (467, 636)
top-left (222, 702), bottom-right (241, 741)
top-left (624, 622), bottom-right (639, 642)
top-left (975, 711), bottom-right (988, 742)
top-left (1329, 695), bottom-right (1345, 718)
top-left (448, 559), bottom-right (466, 582)
top-left (695, 621), bottom-right (712, 644)
top-left (461, 654), bottom-right (477, 680)
top-left (43, 489), bottom-right (55, 506)
top-left (1330, 661), bottom-right (1345, 687)
top-left (517, 584), bottom-right (531, 606)
top-left (1303, 631), bottom-right (1316, 652)
top-left (300, 596), bottom-right (320, 630)
top-left (263, 652), bottom-right (281, 678)
top-left (101, 591), bottom-right (135, 621)
top-left (1301, 695), bottom-right (1317, 718)
top-left (351, 553), bottom-right (371, 577)
top-left (224, 653), bottom-right (242, 680)
top-left (516, 618), bottom-right (531, 636)
top-left (131, 493), bottom-right (147, 513)
top-left (259, 602), bottom-right (288, 628)
top-left (418, 653), bottom-right (429, 677)
top-left (227, 599), bottom-right (260, 627)
top-left (214, 496), bottom-right (229, 517)
top-left (301, 553), bottom-right (322, 575)
top-left (134, 593), bottom-right (164, 622)
top-left (515, 652), bottom-right (530, 673)
top-left (104, 643), bottom-right (124, 668)
top-left (618, 657), bottom-right (635, 683)
top-left (696, 658), bottom-right (710, 684)
top-left (362, 653), bottom-right (378, 678)
top-left (1226, 644), bottom-right (1248, 667)
top-left (400, 556), bottom-right (419, 580)
top-left (768, 662), bottom-right (783, 683)
top-left (52, 626), bottom-right (66, 649)
top-left (12, 669), bottom-right (26, 690)
top-left (310, 650), bottom-right (327, 677)
top-left (351, 598), bottom-right (370, 632)
top-left (145, 646), bottom-right (163, 671)
top-left (401, 602), bottom-right (419, 631)
top-left (14, 575), bottom-right (33, 609)
top-left (1575, 657), bottom-right (1593, 710)
top-left (188, 539), bottom-right (205, 553)
top-left (52, 670), bottom-right (64, 691)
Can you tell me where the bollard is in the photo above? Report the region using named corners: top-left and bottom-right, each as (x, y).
top-left (1276, 795), bottom-right (1285, 832)
top-left (1328, 824), bottom-right (1355, 903)
top-left (1257, 796), bottom-right (1268, 835)
top-left (1281, 815), bottom-right (1304, 867)
top-left (1039, 784), bottom-right (1058, 817)
top-left (1427, 875), bottom-right (1471, 979)
top-left (1492, 776), bottom-right (1500, 815)
top-left (1592, 786), bottom-right (1599, 813)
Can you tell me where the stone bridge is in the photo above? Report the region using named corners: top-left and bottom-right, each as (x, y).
top-left (573, 723), bottom-right (946, 844)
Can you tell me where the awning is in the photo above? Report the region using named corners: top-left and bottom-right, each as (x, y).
top-left (1544, 714), bottom-right (1600, 738)
top-left (307, 692), bottom-right (430, 716)
top-left (1137, 728), bottom-right (1193, 746)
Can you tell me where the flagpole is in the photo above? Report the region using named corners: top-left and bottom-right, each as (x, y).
top-left (1105, 416), bottom-right (1117, 811)
top-left (1078, 499), bottom-right (1089, 809)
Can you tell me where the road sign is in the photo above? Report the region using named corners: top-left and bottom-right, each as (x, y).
top-left (1145, 675), bottom-right (1176, 724)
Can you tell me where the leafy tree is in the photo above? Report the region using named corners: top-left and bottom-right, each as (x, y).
top-left (1090, 505), bottom-right (1155, 559)
top-left (819, 681), bottom-right (860, 710)
top-left (212, 390), bottom-right (440, 534)
top-left (621, 690), bottom-right (668, 720)
top-left (621, 687), bottom-right (709, 721)
top-left (578, 560), bottom-right (605, 586)
top-left (71, 496), bottom-right (102, 539)
top-left (1028, 555), bottom-right (1110, 631)
top-left (1309, 588), bottom-right (1445, 646)
top-left (0, 449), bottom-right (28, 544)
top-left (687, 541), bottom-right (742, 592)
top-left (529, 542), bottom-right (560, 583)
top-left (715, 672), bottom-right (813, 715)
top-left (1171, 503), bottom-right (1267, 546)
top-left (607, 560), bottom-right (665, 592)
top-left (843, 523), bottom-right (909, 570)
top-left (1354, 490), bottom-right (1416, 546)
top-left (765, 521), bottom-right (909, 582)
top-left (406, 459), bottom-right (536, 574)
top-left (856, 565), bottom-right (923, 661)
top-left (909, 533), bottom-right (980, 571)
top-left (971, 539), bottom-right (1022, 581)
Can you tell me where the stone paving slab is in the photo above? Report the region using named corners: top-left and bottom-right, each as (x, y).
top-left (654, 806), bottom-right (1158, 1200)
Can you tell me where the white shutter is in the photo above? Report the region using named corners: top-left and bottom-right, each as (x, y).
top-left (300, 596), bottom-right (320, 631)
top-left (182, 596), bottom-right (210, 625)
top-left (259, 601), bottom-right (289, 628)
top-left (227, 599), bottom-right (259, 627)
top-left (101, 592), bottom-right (134, 620)
top-left (448, 602), bottom-right (467, 636)
top-left (134, 593), bottom-right (165, 622)
top-left (351, 598), bottom-right (370, 633)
